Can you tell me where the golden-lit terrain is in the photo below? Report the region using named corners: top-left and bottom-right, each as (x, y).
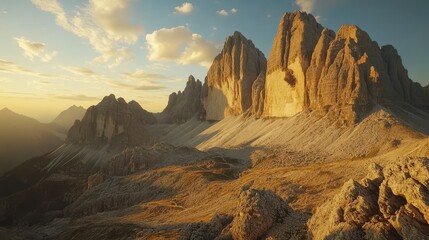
top-left (0, 3), bottom-right (428, 240)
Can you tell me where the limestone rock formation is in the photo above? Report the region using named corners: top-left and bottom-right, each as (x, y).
top-left (250, 72), bottom-right (266, 117)
top-left (202, 31), bottom-right (267, 120)
top-left (381, 45), bottom-right (429, 108)
top-left (263, 11), bottom-right (429, 123)
top-left (163, 75), bottom-right (203, 123)
top-left (308, 158), bottom-right (429, 239)
top-left (67, 94), bottom-right (156, 147)
top-left (230, 189), bottom-right (289, 240)
top-left (264, 11), bottom-right (323, 117)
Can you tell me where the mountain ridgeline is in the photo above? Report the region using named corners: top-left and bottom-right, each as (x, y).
top-left (67, 94), bottom-right (156, 148)
top-left (163, 11), bottom-right (429, 124)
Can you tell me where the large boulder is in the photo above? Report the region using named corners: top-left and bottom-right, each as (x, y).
top-left (230, 189), bottom-right (289, 240)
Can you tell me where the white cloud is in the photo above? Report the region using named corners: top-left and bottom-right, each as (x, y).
top-left (295, 0), bottom-right (321, 21)
top-left (15, 37), bottom-right (58, 62)
top-left (217, 9), bottom-right (228, 16)
top-left (179, 34), bottom-right (218, 68)
top-left (90, 0), bottom-right (143, 42)
top-left (145, 26), bottom-right (218, 68)
top-left (31, 0), bottom-right (142, 67)
top-left (174, 2), bottom-right (193, 14)
top-left (217, 8), bottom-right (237, 17)
top-left (295, 0), bottom-right (315, 13)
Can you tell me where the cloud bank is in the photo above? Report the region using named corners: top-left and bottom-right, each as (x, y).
top-left (31, 0), bottom-right (142, 67)
top-left (146, 26), bottom-right (218, 68)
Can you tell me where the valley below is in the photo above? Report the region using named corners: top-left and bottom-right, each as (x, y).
top-left (1, 108), bottom-right (428, 239)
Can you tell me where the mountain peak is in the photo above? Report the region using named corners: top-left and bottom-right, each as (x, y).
top-left (203, 31), bottom-right (267, 120)
top-left (336, 24), bottom-right (371, 44)
top-left (67, 96), bottom-right (156, 147)
top-left (263, 11), bottom-right (429, 123)
top-left (232, 31), bottom-right (245, 39)
top-left (52, 105), bottom-right (86, 129)
top-left (0, 107), bottom-right (13, 113)
top-left (99, 94), bottom-right (116, 104)
top-left (163, 75), bottom-right (203, 123)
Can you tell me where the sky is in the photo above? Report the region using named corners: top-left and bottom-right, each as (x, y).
top-left (0, 0), bottom-right (428, 122)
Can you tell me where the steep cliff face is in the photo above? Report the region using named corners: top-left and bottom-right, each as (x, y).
top-left (264, 11), bottom-right (323, 117)
top-left (250, 72), bottom-right (266, 117)
top-left (263, 11), bottom-right (429, 122)
top-left (202, 31), bottom-right (267, 120)
top-left (67, 94), bottom-right (156, 147)
top-left (309, 25), bottom-right (429, 122)
top-left (311, 25), bottom-right (395, 122)
top-left (381, 45), bottom-right (429, 108)
top-left (162, 75), bottom-right (203, 123)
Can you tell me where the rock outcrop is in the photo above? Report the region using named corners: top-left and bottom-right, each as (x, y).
top-left (67, 94), bottom-right (156, 147)
top-left (264, 11), bottom-right (323, 117)
top-left (202, 31), bottom-right (267, 120)
top-left (162, 75), bottom-right (203, 123)
top-left (308, 158), bottom-right (429, 239)
top-left (230, 189), bottom-right (289, 240)
top-left (181, 214), bottom-right (233, 240)
top-left (250, 72), bottom-right (266, 117)
top-left (263, 11), bottom-right (429, 123)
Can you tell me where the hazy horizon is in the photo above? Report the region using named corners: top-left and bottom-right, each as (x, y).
top-left (1, 0), bottom-right (428, 122)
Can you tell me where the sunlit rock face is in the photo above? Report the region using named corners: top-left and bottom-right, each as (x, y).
top-left (263, 11), bottom-right (429, 123)
top-left (67, 94), bottom-right (156, 147)
top-left (264, 11), bottom-right (323, 117)
top-left (203, 31), bottom-right (267, 120)
top-left (308, 158), bottom-right (429, 239)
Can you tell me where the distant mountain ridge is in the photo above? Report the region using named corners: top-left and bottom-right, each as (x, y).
top-left (51, 105), bottom-right (86, 129)
top-left (0, 108), bottom-right (63, 175)
top-left (67, 94), bottom-right (156, 147)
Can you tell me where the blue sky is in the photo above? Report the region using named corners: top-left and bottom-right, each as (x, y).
top-left (0, 0), bottom-right (428, 122)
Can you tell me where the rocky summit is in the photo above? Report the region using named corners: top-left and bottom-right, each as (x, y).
top-left (263, 11), bottom-right (429, 123)
top-left (162, 75), bottom-right (203, 123)
top-left (202, 31), bottom-right (267, 120)
top-left (67, 94), bottom-right (156, 147)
